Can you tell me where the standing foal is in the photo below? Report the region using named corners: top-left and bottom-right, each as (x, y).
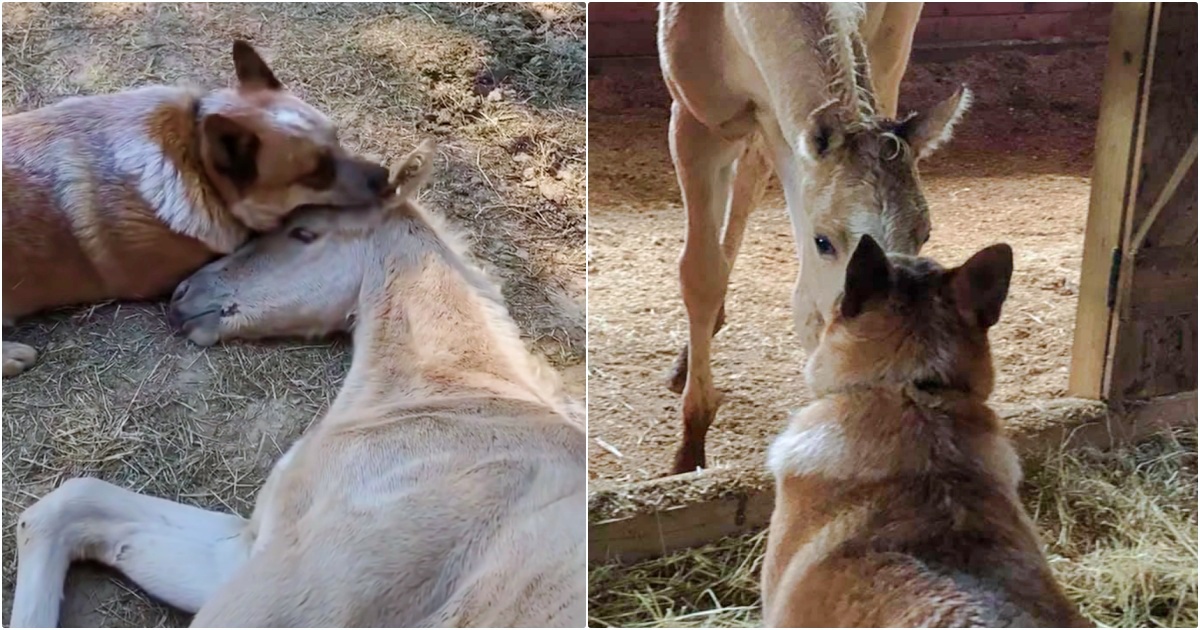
top-left (658, 2), bottom-right (970, 473)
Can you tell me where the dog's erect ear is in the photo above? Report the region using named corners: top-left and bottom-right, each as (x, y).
top-left (948, 243), bottom-right (1013, 329)
top-left (390, 139), bottom-right (438, 203)
top-left (202, 114), bottom-right (260, 189)
top-left (896, 85), bottom-right (971, 160)
top-left (841, 235), bottom-right (892, 319)
top-left (232, 40), bottom-right (283, 91)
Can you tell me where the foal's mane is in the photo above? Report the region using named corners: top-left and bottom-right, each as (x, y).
top-left (816, 2), bottom-right (878, 129)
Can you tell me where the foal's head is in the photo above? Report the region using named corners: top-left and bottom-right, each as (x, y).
top-left (169, 140), bottom-right (438, 346)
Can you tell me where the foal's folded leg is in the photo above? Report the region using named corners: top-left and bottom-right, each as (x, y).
top-left (12, 477), bottom-right (251, 628)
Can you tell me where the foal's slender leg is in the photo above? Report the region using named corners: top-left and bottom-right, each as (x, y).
top-left (863, 2), bottom-right (922, 118)
top-left (12, 478), bottom-right (251, 628)
top-left (666, 137), bottom-right (772, 395)
top-left (669, 102), bottom-right (746, 474)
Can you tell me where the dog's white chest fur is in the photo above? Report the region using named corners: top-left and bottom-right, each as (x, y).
top-left (768, 418), bottom-right (853, 479)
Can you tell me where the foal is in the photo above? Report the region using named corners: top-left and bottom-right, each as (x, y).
top-left (12, 141), bottom-right (585, 627)
top-left (658, 3), bottom-right (970, 472)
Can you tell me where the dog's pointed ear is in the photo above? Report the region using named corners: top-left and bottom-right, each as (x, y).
top-left (202, 113), bottom-right (260, 188)
top-left (841, 235), bottom-right (892, 319)
top-left (389, 139), bottom-right (438, 204)
top-left (948, 243), bottom-right (1013, 329)
top-left (232, 40), bottom-right (283, 91)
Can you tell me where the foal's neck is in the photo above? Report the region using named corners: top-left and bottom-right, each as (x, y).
top-left (735, 3), bottom-right (874, 138)
top-left (332, 211), bottom-right (556, 415)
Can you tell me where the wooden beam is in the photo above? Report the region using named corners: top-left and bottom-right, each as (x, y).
top-left (913, 10), bottom-right (1111, 45)
top-left (589, 393), bottom-right (1196, 564)
top-left (1067, 3), bottom-right (1155, 399)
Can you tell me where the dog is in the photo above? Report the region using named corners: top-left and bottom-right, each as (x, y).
top-left (2, 40), bottom-right (391, 377)
top-left (762, 236), bottom-right (1088, 627)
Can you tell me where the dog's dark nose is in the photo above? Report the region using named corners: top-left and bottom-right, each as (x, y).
top-left (366, 164), bottom-right (391, 195)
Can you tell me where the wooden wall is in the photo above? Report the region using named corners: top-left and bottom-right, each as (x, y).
top-left (1070, 2), bottom-right (1197, 401)
top-left (589, 2), bottom-right (1113, 58)
top-left (1105, 3), bottom-right (1198, 400)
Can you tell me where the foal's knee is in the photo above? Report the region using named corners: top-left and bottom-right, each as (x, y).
top-left (18, 477), bottom-right (111, 547)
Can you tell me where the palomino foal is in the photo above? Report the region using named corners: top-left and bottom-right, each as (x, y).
top-left (763, 237), bottom-right (1087, 627)
top-left (658, 2), bottom-right (970, 473)
top-left (12, 141), bottom-right (585, 627)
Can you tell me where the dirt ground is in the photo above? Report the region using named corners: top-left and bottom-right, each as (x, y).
top-left (587, 46), bottom-right (1104, 486)
top-left (1, 3), bottom-right (584, 626)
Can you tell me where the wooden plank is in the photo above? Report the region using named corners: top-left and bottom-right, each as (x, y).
top-left (589, 491), bottom-right (774, 564)
top-left (589, 394), bottom-right (1197, 564)
top-left (1109, 314), bottom-right (1197, 398)
top-left (914, 10), bottom-right (1112, 45)
top-left (1108, 2), bottom-right (1199, 400)
top-left (922, 3), bottom-right (1104, 18)
top-left (1128, 245), bottom-right (1199, 318)
top-left (586, 3), bottom-right (1106, 25)
top-left (588, 20), bottom-right (658, 58)
top-left (1067, 3), bottom-right (1155, 399)
top-left (587, 2), bottom-right (657, 24)
top-left (587, 3), bottom-right (1112, 58)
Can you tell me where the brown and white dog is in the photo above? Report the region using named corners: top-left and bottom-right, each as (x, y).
top-left (762, 236), bottom-right (1088, 627)
top-left (2, 40), bottom-right (391, 377)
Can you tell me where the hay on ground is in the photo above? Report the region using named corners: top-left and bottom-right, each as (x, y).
top-left (588, 430), bottom-right (1199, 628)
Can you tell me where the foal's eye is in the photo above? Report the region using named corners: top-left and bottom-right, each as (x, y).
top-left (814, 235), bottom-right (837, 258)
top-left (289, 227), bottom-right (318, 244)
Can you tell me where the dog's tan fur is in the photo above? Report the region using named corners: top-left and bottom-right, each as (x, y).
top-left (657, 2), bottom-right (972, 473)
top-left (2, 40), bottom-right (390, 377)
top-left (762, 237), bottom-right (1088, 627)
top-left (11, 142), bottom-right (585, 627)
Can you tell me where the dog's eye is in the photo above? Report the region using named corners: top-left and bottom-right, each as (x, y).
top-left (289, 227), bottom-right (318, 244)
top-left (814, 235), bottom-right (837, 258)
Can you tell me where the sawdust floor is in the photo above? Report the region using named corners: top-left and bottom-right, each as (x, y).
top-left (2, 3), bottom-right (585, 626)
top-left (587, 46), bottom-right (1104, 486)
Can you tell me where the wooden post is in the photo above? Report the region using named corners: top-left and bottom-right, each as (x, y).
top-left (1066, 2), bottom-right (1200, 400)
top-left (1067, 3), bottom-right (1154, 398)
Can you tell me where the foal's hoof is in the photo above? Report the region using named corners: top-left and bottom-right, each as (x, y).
top-left (3, 342), bottom-right (38, 377)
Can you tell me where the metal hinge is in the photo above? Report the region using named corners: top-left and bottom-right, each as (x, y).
top-left (1106, 247), bottom-right (1123, 308)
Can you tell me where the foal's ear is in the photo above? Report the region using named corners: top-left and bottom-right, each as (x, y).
top-left (897, 85), bottom-right (971, 160)
top-left (232, 40), bottom-right (283, 91)
top-left (800, 100), bottom-right (847, 162)
top-left (841, 235), bottom-right (892, 319)
top-left (948, 243), bottom-right (1013, 329)
top-left (390, 139), bottom-right (438, 203)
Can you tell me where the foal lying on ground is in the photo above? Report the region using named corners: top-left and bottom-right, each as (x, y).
top-left (763, 236), bottom-right (1087, 627)
top-left (12, 141), bottom-right (585, 627)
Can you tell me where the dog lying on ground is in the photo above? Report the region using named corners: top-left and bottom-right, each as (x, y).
top-left (2, 40), bottom-right (391, 377)
top-left (763, 236), bottom-right (1088, 627)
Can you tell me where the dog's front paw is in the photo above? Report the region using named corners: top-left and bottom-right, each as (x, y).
top-left (3, 342), bottom-right (38, 377)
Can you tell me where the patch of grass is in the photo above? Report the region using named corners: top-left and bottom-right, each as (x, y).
top-left (588, 430), bottom-right (1198, 627)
